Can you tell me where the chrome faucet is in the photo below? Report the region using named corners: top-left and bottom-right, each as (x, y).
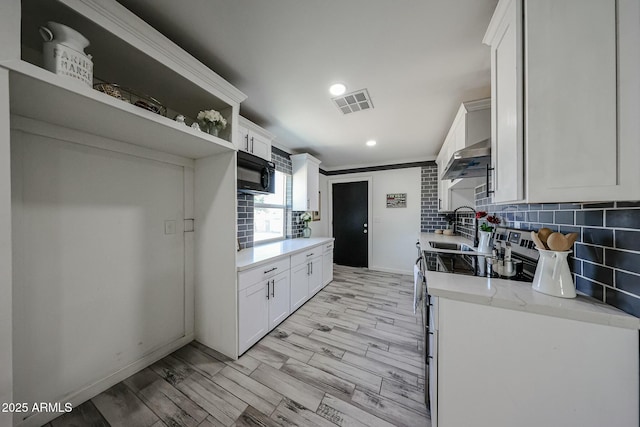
top-left (453, 205), bottom-right (479, 248)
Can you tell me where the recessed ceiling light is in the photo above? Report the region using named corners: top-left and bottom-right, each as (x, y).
top-left (329, 83), bottom-right (346, 96)
top-left (366, 140), bottom-right (377, 147)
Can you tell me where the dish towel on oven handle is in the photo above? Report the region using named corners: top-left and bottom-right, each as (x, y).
top-left (413, 257), bottom-right (424, 314)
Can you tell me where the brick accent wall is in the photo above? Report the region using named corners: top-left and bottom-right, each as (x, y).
top-left (420, 163), bottom-right (448, 232)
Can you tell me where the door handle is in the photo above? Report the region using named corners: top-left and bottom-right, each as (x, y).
top-left (245, 134), bottom-right (249, 151)
top-left (266, 281), bottom-right (270, 300)
top-left (310, 261), bottom-right (313, 274)
top-left (271, 279), bottom-right (275, 298)
top-left (251, 136), bottom-right (254, 153)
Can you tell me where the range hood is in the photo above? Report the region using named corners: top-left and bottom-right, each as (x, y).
top-left (441, 138), bottom-right (491, 180)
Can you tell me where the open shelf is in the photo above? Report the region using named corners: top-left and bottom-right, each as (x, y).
top-left (5, 60), bottom-right (236, 159)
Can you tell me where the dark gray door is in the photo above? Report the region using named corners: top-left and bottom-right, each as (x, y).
top-left (332, 181), bottom-right (368, 267)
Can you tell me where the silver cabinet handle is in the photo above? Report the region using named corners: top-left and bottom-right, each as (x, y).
top-left (251, 136), bottom-right (254, 153)
top-left (486, 164), bottom-right (495, 197)
top-left (310, 261), bottom-right (313, 274)
top-left (266, 281), bottom-right (270, 300)
top-left (245, 134), bottom-right (249, 151)
top-left (271, 279), bottom-right (275, 298)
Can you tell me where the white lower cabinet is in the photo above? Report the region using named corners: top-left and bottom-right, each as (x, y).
top-left (431, 296), bottom-right (639, 427)
top-left (307, 254), bottom-right (323, 297)
top-left (290, 248), bottom-right (323, 308)
top-left (237, 239), bottom-right (334, 354)
top-left (290, 263), bottom-right (310, 312)
top-left (322, 242), bottom-right (334, 286)
top-left (238, 280), bottom-right (270, 354)
top-left (268, 271), bottom-right (290, 330)
top-left (238, 259), bottom-right (290, 354)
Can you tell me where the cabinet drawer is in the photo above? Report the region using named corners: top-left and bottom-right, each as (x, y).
top-left (238, 257), bottom-right (290, 291)
top-left (291, 246), bottom-right (321, 268)
top-left (322, 241), bottom-right (334, 253)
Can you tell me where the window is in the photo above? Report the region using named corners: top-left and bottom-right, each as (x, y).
top-left (254, 170), bottom-right (287, 243)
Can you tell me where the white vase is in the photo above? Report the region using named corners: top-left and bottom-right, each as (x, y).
top-left (532, 249), bottom-right (576, 298)
top-left (477, 231), bottom-right (493, 253)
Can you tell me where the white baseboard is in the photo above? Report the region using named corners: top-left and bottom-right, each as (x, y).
top-left (16, 334), bottom-right (194, 427)
top-left (368, 265), bottom-right (412, 275)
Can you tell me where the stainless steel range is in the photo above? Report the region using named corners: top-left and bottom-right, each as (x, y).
top-left (416, 227), bottom-right (541, 414)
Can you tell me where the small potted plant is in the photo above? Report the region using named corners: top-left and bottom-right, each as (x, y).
top-left (299, 212), bottom-right (312, 238)
top-left (475, 211), bottom-right (501, 252)
top-left (197, 109), bottom-right (227, 137)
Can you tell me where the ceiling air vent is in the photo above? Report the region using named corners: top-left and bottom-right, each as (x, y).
top-left (332, 89), bottom-right (374, 114)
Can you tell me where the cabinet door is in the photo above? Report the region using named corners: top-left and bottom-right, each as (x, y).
top-left (308, 255), bottom-right (323, 297)
top-left (436, 158), bottom-right (450, 212)
top-left (323, 250), bottom-right (334, 287)
top-left (525, 0), bottom-right (627, 202)
top-left (290, 263), bottom-right (309, 312)
top-left (489, 0), bottom-right (524, 203)
top-left (249, 131), bottom-right (272, 161)
top-left (238, 280), bottom-right (269, 354)
top-left (268, 271), bottom-right (290, 330)
top-left (237, 126), bottom-right (251, 153)
top-left (306, 160), bottom-right (319, 211)
top-left (291, 154), bottom-right (321, 211)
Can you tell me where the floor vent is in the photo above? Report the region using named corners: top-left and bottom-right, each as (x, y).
top-left (332, 89), bottom-right (374, 114)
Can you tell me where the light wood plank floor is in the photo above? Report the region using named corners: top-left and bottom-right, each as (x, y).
top-left (47, 265), bottom-right (430, 427)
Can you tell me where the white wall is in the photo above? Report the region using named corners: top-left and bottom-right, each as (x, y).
top-left (11, 124), bottom-right (192, 425)
top-left (0, 68), bottom-right (13, 427)
top-left (324, 167), bottom-right (421, 274)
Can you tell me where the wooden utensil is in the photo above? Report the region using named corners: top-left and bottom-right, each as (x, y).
top-left (547, 232), bottom-right (572, 251)
top-left (531, 231), bottom-right (547, 250)
top-left (537, 228), bottom-right (553, 247)
top-left (564, 232), bottom-right (579, 248)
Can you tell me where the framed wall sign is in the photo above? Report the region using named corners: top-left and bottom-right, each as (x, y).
top-left (386, 193), bottom-right (407, 208)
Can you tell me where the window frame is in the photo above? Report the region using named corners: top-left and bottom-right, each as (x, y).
top-left (253, 170), bottom-right (287, 244)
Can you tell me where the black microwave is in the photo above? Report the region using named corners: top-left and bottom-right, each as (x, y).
top-left (237, 150), bottom-right (276, 195)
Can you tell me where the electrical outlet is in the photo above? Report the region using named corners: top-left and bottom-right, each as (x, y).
top-left (164, 220), bottom-right (176, 235)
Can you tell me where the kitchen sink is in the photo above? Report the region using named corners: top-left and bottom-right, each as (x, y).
top-left (429, 241), bottom-right (475, 252)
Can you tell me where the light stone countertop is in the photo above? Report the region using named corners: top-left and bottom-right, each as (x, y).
top-left (237, 237), bottom-right (334, 271)
top-left (426, 270), bottom-right (640, 329)
top-left (419, 232), bottom-right (639, 329)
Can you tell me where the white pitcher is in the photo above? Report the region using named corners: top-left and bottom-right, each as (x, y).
top-left (532, 249), bottom-right (576, 298)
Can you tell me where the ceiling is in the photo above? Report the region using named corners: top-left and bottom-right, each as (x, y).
top-left (116, 0), bottom-right (498, 170)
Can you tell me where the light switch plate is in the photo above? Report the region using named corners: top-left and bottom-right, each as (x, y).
top-left (164, 220), bottom-right (176, 235)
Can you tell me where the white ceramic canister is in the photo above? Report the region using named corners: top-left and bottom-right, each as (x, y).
top-left (40, 21), bottom-right (93, 86)
top-left (532, 249), bottom-right (576, 298)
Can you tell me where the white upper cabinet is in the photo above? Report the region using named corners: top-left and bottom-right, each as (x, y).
top-left (291, 153), bottom-right (321, 211)
top-left (437, 99), bottom-right (490, 212)
top-left (237, 116), bottom-right (274, 161)
top-left (484, 0), bottom-right (640, 203)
